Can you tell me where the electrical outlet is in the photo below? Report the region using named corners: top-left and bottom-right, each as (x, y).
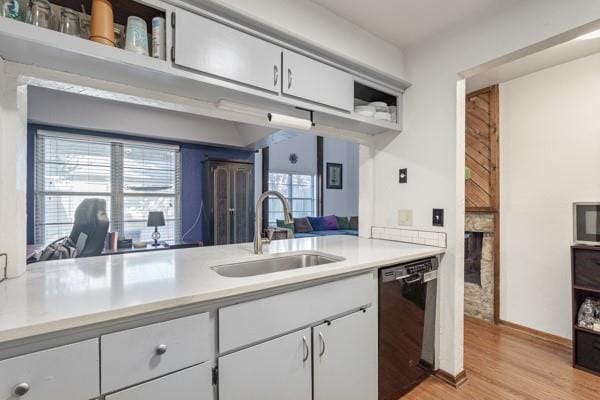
top-left (398, 209), bottom-right (413, 226)
top-left (399, 168), bottom-right (407, 183)
top-left (433, 209), bottom-right (444, 227)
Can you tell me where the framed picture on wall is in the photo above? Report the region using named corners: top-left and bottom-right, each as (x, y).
top-left (326, 163), bottom-right (343, 189)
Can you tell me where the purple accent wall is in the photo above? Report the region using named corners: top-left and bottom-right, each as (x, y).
top-left (27, 124), bottom-right (255, 244)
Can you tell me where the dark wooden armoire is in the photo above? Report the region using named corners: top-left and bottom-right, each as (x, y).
top-left (203, 160), bottom-right (254, 245)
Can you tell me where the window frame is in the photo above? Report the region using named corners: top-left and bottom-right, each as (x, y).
top-left (34, 130), bottom-right (181, 245)
top-left (267, 171), bottom-right (316, 226)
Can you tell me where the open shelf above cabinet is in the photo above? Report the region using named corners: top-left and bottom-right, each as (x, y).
top-left (52, 0), bottom-right (165, 33)
top-left (353, 80), bottom-right (400, 125)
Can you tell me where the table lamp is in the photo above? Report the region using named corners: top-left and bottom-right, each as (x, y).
top-left (147, 211), bottom-right (165, 247)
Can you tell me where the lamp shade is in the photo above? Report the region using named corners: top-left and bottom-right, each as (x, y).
top-left (147, 211), bottom-right (166, 227)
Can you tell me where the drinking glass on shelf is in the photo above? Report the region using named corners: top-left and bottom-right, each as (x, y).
top-left (79, 14), bottom-right (90, 39)
top-left (59, 8), bottom-right (80, 36)
top-left (124, 16), bottom-right (149, 56)
top-left (113, 24), bottom-right (125, 49)
top-left (27, 0), bottom-right (51, 28)
top-left (1, 0), bottom-right (20, 20)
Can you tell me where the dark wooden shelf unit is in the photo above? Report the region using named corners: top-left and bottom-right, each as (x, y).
top-left (572, 245), bottom-right (600, 376)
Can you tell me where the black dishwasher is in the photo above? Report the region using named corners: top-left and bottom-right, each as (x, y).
top-left (379, 257), bottom-right (438, 399)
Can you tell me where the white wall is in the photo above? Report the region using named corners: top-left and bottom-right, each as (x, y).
top-left (0, 59), bottom-right (28, 278)
top-left (499, 53), bottom-right (600, 339)
top-left (324, 137), bottom-right (359, 217)
top-left (264, 133), bottom-right (359, 217)
top-left (372, 0), bottom-right (600, 375)
top-left (269, 134), bottom-right (317, 176)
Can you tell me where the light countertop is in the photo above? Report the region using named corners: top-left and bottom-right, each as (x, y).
top-left (0, 236), bottom-right (444, 344)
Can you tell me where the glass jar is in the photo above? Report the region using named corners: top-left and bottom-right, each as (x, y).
top-left (579, 298), bottom-right (596, 329)
top-left (59, 8), bottom-right (80, 36)
top-left (1, 0), bottom-right (20, 20)
top-left (27, 0), bottom-right (51, 29)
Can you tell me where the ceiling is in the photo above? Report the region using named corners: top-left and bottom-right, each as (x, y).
top-left (467, 34), bottom-right (600, 92)
top-left (311, 0), bottom-right (523, 48)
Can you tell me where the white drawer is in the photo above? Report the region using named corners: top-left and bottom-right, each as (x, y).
top-left (219, 273), bottom-right (375, 353)
top-left (0, 339), bottom-right (99, 400)
top-left (105, 362), bottom-right (213, 400)
top-left (101, 313), bottom-right (210, 393)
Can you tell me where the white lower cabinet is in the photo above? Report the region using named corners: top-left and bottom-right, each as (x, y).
top-left (313, 308), bottom-right (378, 400)
top-left (105, 362), bottom-right (213, 400)
top-left (0, 339), bottom-right (99, 400)
top-left (218, 308), bottom-right (377, 400)
top-left (218, 328), bottom-right (312, 400)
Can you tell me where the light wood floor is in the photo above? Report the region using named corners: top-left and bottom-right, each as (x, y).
top-left (404, 317), bottom-right (600, 399)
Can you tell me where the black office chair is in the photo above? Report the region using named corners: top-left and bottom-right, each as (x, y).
top-left (69, 198), bottom-right (110, 257)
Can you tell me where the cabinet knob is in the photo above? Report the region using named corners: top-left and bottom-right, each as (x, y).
top-left (155, 344), bottom-right (168, 355)
top-left (13, 382), bottom-right (30, 396)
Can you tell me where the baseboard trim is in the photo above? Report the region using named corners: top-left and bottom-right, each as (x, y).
top-left (498, 319), bottom-right (571, 348)
top-left (434, 369), bottom-right (468, 388)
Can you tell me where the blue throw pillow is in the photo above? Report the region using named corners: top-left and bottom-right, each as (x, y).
top-left (307, 216), bottom-right (327, 231)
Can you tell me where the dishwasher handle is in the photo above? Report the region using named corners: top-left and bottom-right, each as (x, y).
top-left (396, 273), bottom-right (423, 284)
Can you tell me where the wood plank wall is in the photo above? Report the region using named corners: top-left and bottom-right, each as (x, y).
top-left (465, 85), bottom-right (499, 211)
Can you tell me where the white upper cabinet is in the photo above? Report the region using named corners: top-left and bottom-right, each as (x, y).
top-left (173, 9), bottom-right (282, 93)
top-left (313, 309), bottom-right (378, 400)
top-left (282, 49), bottom-right (354, 112)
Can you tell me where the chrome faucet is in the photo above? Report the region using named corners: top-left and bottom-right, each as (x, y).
top-left (254, 190), bottom-right (293, 254)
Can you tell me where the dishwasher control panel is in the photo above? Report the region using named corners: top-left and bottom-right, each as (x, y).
top-left (380, 257), bottom-right (439, 283)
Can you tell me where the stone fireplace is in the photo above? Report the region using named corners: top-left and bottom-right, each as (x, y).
top-left (464, 213), bottom-right (495, 321)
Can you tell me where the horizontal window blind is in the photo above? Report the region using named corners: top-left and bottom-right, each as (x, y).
top-left (35, 131), bottom-right (181, 245)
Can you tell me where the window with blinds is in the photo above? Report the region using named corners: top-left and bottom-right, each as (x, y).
top-left (268, 172), bottom-right (316, 226)
top-left (35, 131), bottom-right (181, 245)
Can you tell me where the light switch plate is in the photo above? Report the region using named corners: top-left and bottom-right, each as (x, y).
top-left (398, 209), bottom-right (413, 226)
top-left (399, 168), bottom-right (408, 183)
top-left (433, 208), bottom-right (444, 227)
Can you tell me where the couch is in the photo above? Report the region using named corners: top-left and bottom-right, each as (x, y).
top-left (277, 215), bottom-right (358, 239)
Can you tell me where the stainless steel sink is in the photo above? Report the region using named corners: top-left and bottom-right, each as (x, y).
top-left (211, 252), bottom-right (345, 278)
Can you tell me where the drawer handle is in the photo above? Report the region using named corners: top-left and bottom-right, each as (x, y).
top-left (288, 68), bottom-right (292, 89)
top-left (274, 65), bottom-right (279, 87)
top-left (155, 344), bottom-right (168, 355)
top-left (13, 382), bottom-right (30, 396)
top-left (302, 336), bottom-right (309, 362)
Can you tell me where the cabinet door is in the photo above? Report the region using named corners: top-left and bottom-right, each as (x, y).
top-left (105, 363), bottom-right (213, 400)
top-left (313, 308), bottom-right (378, 400)
top-left (282, 50), bottom-right (353, 111)
top-left (232, 164), bottom-right (253, 243)
top-left (174, 9), bottom-right (282, 93)
top-left (219, 328), bottom-right (312, 400)
top-left (212, 165), bottom-right (231, 245)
